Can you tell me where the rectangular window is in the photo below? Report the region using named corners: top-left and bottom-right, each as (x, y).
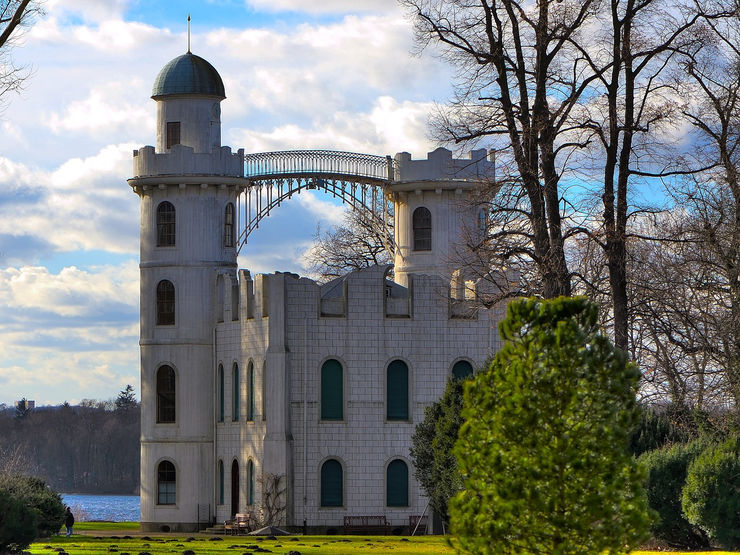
top-left (166, 122), bottom-right (181, 149)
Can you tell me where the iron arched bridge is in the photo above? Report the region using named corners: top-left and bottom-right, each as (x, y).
top-left (237, 150), bottom-right (396, 253)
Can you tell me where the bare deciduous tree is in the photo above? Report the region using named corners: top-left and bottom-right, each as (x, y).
top-left (401, 0), bottom-right (732, 352)
top-left (305, 209), bottom-right (393, 283)
top-left (0, 0), bottom-right (41, 109)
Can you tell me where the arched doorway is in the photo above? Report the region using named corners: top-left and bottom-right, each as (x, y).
top-left (231, 459), bottom-right (239, 517)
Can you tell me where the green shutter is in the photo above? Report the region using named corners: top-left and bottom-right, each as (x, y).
top-left (321, 359), bottom-right (343, 420)
top-left (452, 360), bottom-right (474, 380)
top-left (248, 364), bottom-right (254, 421)
top-left (387, 459), bottom-right (408, 507)
top-left (387, 360), bottom-right (408, 420)
top-left (233, 364), bottom-right (240, 421)
top-left (321, 459), bottom-right (343, 507)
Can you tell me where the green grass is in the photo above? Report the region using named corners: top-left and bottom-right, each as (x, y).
top-left (72, 522), bottom-right (141, 531)
top-left (31, 532), bottom-right (740, 554)
top-left (32, 534), bottom-right (454, 555)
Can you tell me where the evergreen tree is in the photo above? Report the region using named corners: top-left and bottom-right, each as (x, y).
top-left (115, 385), bottom-right (137, 412)
top-left (451, 297), bottom-right (650, 554)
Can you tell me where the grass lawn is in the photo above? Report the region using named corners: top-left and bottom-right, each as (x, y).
top-left (32, 534), bottom-right (454, 555)
top-left (31, 529), bottom-right (738, 554)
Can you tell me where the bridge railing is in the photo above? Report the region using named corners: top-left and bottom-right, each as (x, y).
top-left (244, 150), bottom-right (392, 182)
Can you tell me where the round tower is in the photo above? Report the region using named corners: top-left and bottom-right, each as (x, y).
top-left (391, 148), bottom-right (492, 288)
top-left (129, 52), bottom-right (246, 532)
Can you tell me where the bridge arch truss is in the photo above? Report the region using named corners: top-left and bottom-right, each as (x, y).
top-left (237, 150), bottom-right (396, 255)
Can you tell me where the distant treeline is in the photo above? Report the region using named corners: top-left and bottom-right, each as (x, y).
top-left (0, 388), bottom-right (140, 494)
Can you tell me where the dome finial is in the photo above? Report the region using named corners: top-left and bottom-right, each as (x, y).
top-left (187, 14), bottom-right (191, 53)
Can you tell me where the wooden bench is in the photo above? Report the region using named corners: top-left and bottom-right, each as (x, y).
top-left (224, 513), bottom-right (249, 535)
top-left (343, 515), bottom-right (390, 535)
top-left (409, 514), bottom-right (428, 535)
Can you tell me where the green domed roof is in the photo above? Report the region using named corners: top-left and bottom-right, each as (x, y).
top-left (152, 52), bottom-right (225, 99)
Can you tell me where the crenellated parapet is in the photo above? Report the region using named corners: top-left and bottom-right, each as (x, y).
top-left (132, 144), bottom-right (245, 179)
top-left (393, 147), bottom-right (493, 183)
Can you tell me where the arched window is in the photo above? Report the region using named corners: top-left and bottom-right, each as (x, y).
top-left (156, 365), bottom-right (176, 423)
top-left (387, 360), bottom-right (409, 420)
top-left (320, 459), bottom-right (343, 507)
top-left (386, 459), bottom-right (409, 507)
top-left (218, 364), bottom-right (224, 422)
top-left (218, 460), bottom-right (224, 505)
top-left (321, 359), bottom-right (343, 420)
top-left (247, 362), bottom-right (254, 421)
top-left (231, 459), bottom-right (239, 517)
top-left (247, 459), bottom-right (255, 506)
top-left (156, 280), bottom-right (175, 326)
top-left (412, 207), bottom-right (432, 251)
top-left (224, 203), bottom-right (235, 247)
top-left (156, 201), bottom-right (176, 247)
top-left (452, 360), bottom-right (474, 380)
top-left (157, 460), bottom-right (176, 505)
top-left (232, 363), bottom-right (240, 422)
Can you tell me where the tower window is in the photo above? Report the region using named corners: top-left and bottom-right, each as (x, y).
top-left (224, 203), bottom-right (235, 247)
top-left (232, 363), bottom-right (240, 422)
top-left (156, 280), bottom-right (175, 326)
top-left (156, 202), bottom-right (176, 247)
top-left (321, 359), bottom-right (343, 420)
top-left (320, 459), bottom-right (343, 507)
top-left (166, 121), bottom-right (181, 149)
top-left (247, 362), bottom-right (254, 421)
top-left (218, 364), bottom-right (224, 422)
top-left (387, 360), bottom-right (409, 421)
top-left (247, 459), bottom-right (255, 506)
top-left (413, 207), bottom-right (432, 251)
top-left (218, 460), bottom-right (224, 505)
top-left (156, 365), bottom-right (176, 423)
top-left (386, 459), bottom-right (409, 507)
top-left (157, 460), bottom-right (176, 505)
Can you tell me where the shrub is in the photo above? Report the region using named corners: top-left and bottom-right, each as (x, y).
top-left (450, 297), bottom-right (650, 555)
top-left (0, 474), bottom-right (65, 539)
top-left (682, 436), bottom-right (740, 549)
top-left (410, 376), bottom-right (465, 524)
top-left (639, 440), bottom-right (708, 548)
top-left (629, 405), bottom-right (694, 456)
top-left (0, 489), bottom-right (38, 553)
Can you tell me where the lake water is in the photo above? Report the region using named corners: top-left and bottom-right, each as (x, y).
top-left (61, 494), bottom-right (139, 522)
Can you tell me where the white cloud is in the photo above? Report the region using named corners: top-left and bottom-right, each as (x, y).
top-left (47, 82), bottom-right (153, 136)
top-left (231, 96), bottom-right (435, 156)
top-left (0, 260), bottom-right (139, 405)
top-left (0, 144), bottom-right (139, 259)
top-left (0, 262), bottom-right (138, 317)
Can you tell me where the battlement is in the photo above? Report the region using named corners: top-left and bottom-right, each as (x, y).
top-left (132, 144), bottom-right (244, 178)
top-left (393, 147), bottom-right (493, 182)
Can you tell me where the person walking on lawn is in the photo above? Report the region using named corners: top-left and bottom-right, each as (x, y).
top-left (64, 506), bottom-right (74, 537)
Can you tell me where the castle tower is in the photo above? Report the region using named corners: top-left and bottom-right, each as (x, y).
top-left (129, 52), bottom-right (246, 532)
top-left (391, 147), bottom-right (493, 288)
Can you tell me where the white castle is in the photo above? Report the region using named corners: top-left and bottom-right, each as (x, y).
top-left (129, 51), bottom-right (504, 533)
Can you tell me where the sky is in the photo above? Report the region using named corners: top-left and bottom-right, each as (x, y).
top-left (0, 0), bottom-right (455, 406)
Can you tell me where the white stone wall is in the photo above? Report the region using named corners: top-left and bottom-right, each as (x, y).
top-left (212, 265), bottom-right (504, 530)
